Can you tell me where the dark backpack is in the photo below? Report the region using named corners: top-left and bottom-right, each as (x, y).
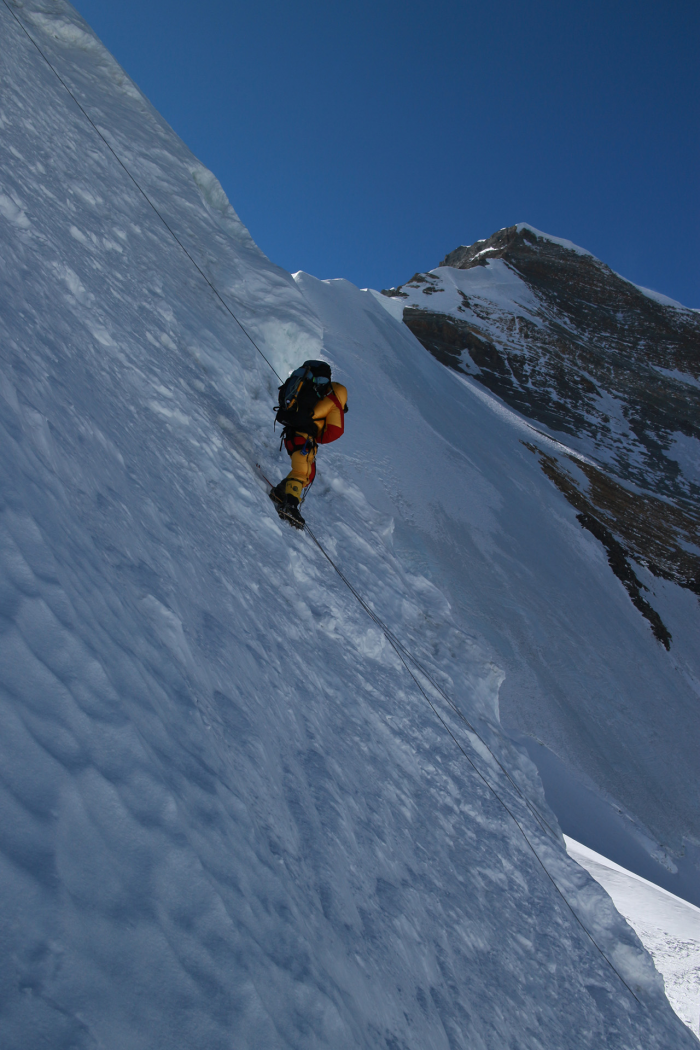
top-left (275, 360), bottom-right (332, 435)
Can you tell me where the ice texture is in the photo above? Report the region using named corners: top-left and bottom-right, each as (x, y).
top-left (0, 1), bottom-right (697, 1047)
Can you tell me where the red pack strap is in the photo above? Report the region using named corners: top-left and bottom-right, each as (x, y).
top-left (317, 391), bottom-right (345, 444)
top-left (319, 423), bottom-right (343, 445)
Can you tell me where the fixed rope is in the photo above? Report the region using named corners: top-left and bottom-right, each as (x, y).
top-left (306, 521), bottom-right (557, 841)
top-left (2, 0), bottom-right (283, 384)
top-left (303, 522), bottom-right (642, 1008)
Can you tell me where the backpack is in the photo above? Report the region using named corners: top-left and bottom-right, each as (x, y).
top-left (275, 360), bottom-right (332, 436)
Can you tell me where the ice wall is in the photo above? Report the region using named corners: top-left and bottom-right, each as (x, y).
top-left (0, 2), bottom-right (695, 1047)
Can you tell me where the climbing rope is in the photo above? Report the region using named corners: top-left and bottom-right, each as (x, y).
top-left (304, 521), bottom-right (643, 1008)
top-left (306, 521), bottom-right (557, 840)
top-left (2, 0), bottom-right (283, 384)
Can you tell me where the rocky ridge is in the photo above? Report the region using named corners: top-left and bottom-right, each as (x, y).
top-left (382, 224), bottom-right (700, 646)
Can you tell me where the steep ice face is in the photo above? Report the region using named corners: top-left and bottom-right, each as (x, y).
top-left (0, 2), bottom-right (697, 1048)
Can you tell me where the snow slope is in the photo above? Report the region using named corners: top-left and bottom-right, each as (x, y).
top-left (373, 245), bottom-right (700, 898)
top-left (567, 837), bottom-right (700, 1037)
top-left (0, 1), bottom-right (697, 1046)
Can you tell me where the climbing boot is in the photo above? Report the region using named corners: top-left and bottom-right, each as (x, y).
top-left (269, 481), bottom-right (286, 506)
top-left (269, 484), bottom-right (305, 529)
top-left (280, 492), bottom-right (305, 529)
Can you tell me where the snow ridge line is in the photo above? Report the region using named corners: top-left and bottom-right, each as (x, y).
top-left (1, 0), bottom-right (283, 383)
top-left (303, 521), bottom-right (648, 1011)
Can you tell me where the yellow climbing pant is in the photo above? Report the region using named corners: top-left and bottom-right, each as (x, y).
top-left (284, 440), bottom-right (316, 499)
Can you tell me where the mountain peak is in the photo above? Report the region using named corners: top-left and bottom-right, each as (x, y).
top-left (439, 223), bottom-right (595, 270)
top-left (381, 225), bottom-right (700, 658)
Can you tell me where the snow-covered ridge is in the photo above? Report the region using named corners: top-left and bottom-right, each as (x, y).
top-left (513, 222), bottom-right (595, 257)
top-left (437, 222), bottom-right (693, 310)
top-left (0, 1), bottom-right (698, 1046)
top-left (443, 222), bottom-right (594, 262)
top-left (618, 277), bottom-right (691, 311)
top-left (378, 223), bottom-right (700, 644)
top-left (516, 222), bottom-right (699, 310)
top-left (566, 837), bottom-right (700, 1036)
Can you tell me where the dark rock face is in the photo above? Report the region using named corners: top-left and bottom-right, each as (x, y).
top-left (384, 225), bottom-right (700, 645)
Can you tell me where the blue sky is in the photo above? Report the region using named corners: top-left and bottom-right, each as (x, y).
top-left (72, 0), bottom-right (699, 306)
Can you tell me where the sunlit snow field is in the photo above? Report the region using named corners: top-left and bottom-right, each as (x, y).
top-left (566, 838), bottom-right (700, 1036)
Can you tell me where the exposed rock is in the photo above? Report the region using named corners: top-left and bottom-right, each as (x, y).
top-left (387, 224), bottom-right (700, 644)
top-left (523, 443), bottom-right (700, 648)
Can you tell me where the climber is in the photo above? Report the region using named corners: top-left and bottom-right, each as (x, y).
top-left (270, 360), bottom-right (348, 528)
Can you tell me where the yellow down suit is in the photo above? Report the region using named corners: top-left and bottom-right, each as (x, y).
top-left (282, 382), bottom-right (348, 501)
